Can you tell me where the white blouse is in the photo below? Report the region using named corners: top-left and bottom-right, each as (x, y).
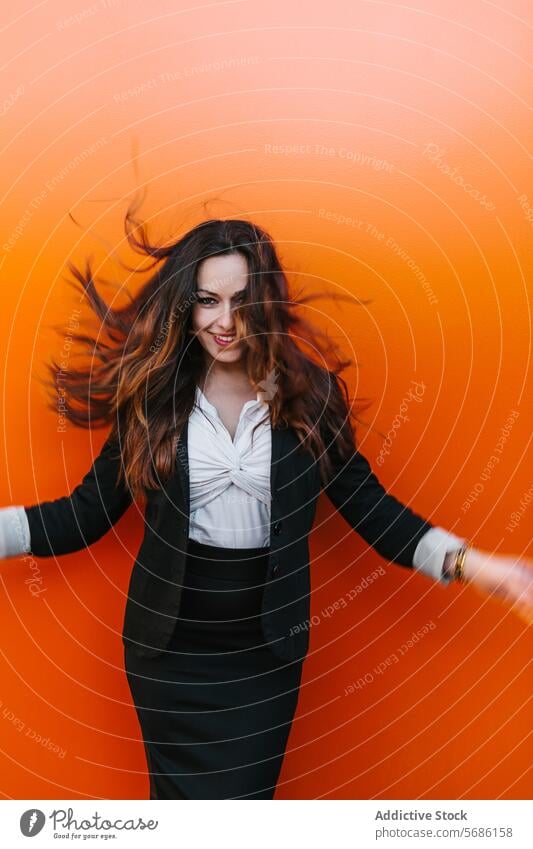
top-left (188, 385), bottom-right (272, 548)
top-left (0, 387), bottom-right (466, 582)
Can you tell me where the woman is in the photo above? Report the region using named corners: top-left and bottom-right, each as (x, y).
top-left (1, 213), bottom-right (531, 800)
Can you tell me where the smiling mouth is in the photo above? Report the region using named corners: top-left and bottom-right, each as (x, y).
top-left (209, 332), bottom-right (238, 346)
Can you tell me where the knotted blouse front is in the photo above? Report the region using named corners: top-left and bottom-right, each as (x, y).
top-left (188, 385), bottom-right (272, 548)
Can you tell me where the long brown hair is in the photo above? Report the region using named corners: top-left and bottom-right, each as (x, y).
top-left (41, 200), bottom-right (372, 504)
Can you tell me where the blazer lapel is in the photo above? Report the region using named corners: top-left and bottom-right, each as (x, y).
top-left (175, 417), bottom-right (190, 517)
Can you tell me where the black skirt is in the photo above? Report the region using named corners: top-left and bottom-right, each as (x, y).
top-left (124, 539), bottom-right (304, 800)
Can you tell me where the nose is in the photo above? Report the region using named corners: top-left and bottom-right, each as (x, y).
top-left (213, 301), bottom-right (236, 333)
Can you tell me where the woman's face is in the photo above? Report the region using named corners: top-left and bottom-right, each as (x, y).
top-left (191, 252), bottom-right (249, 364)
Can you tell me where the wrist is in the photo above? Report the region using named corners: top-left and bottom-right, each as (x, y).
top-left (443, 550), bottom-right (456, 580)
top-left (462, 546), bottom-right (493, 585)
top-left (443, 544), bottom-right (490, 585)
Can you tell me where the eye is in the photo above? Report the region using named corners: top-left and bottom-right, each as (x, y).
top-left (197, 296), bottom-right (216, 305)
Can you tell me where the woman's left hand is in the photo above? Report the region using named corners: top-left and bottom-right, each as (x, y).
top-left (461, 547), bottom-right (533, 626)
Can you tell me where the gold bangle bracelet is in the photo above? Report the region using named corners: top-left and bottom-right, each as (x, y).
top-left (453, 543), bottom-right (470, 582)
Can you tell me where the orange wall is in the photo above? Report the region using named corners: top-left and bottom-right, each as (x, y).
top-left (0, 0), bottom-right (531, 799)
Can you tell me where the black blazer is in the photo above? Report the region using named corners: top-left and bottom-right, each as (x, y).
top-left (24, 418), bottom-right (434, 662)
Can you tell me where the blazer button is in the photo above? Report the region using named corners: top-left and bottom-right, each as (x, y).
top-left (273, 521), bottom-right (282, 536)
top-left (272, 563), bottom-right (279, 575)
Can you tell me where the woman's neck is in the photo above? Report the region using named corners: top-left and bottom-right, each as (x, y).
top-left (200, 356), bottom-right (251, 392)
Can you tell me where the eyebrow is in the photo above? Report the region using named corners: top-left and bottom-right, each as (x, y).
top-left (196, 288), bottom-right (247, 297)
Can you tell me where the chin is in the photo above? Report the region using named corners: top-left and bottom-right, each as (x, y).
top-left (200, 336), bottom-right (243, 361)
top-left (212, 347), bottom-right (243, 361)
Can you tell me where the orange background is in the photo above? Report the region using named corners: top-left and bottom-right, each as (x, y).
top-left (0, 0), bottom-right (531, 800)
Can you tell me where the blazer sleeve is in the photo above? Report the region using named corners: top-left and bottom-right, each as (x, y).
top-left (321, 376), bottom-right (434, 569)
top-left (322, 445), bottom-right (435, 568)
top-left (23, 431), bottom-right (133, 557)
